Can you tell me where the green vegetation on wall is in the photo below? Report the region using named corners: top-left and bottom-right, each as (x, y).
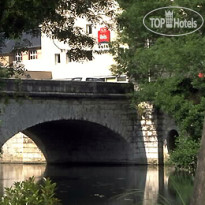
top-left (113, 0), bottom-right (205, 171)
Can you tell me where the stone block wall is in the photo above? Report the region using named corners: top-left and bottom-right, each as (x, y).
top-left (136, 102), bottom-right (159, 164)
top-left (0, 132), bottom-right (46, 163)
top-left (135, 102), bottom-right (177, 164)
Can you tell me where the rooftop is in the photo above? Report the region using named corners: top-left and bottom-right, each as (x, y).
top-left (0, 32), bottom-right (41, 54)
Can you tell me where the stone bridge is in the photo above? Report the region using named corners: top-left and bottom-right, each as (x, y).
top-left (0, 79), bottom-right (176, 164)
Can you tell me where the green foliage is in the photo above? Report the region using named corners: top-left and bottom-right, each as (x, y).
top-left (169, 137), bottom-right (200, 173)
top-left (113, 0), bottom-right (205, 170)
top-left (0, 177), bottom-right (61, 205)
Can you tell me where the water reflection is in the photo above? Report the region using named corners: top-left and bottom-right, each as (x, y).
top-left (45, 165), bottom-right (148, 205)
top-left (0, 164), bottom-right (46, 191)
top-left (0, 164), bottom-right (193, 205)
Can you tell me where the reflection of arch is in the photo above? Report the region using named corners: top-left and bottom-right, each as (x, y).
top-left (167, 130), bottom-right (179, 153)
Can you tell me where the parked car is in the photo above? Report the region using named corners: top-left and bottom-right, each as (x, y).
top-left (85, 77), bottom-right (105, 82)
top-left (71, 77), bottom-right (83, 81)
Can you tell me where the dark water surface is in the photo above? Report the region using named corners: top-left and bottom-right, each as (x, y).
top-left (0, 164), bottom-right (193, 205)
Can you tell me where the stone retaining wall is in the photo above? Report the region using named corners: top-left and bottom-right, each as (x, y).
top-left (1, 132), bottom-right (46, 163)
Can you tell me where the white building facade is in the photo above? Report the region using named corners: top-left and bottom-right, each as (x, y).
top-left (1, 11), bottom-right (124, 82)
top-left (40, 20), bottom-right (117, 80)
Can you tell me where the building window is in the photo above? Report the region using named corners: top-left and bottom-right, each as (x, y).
top-left (87, 50), bottom-right (92, 61)
top-left (15, 52), bottom-right (22, 62)
top-left (55, 54), bottom-right (61, 64)
top-left (29, 50), bottom-right (37, 60)
top-left (86, 24), bottom-right (92, 34)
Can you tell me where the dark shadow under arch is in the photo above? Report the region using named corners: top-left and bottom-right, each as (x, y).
top-left (167, 130), bottom-right (179, 153)
top-left (22, 120), bottom-right (133, 165)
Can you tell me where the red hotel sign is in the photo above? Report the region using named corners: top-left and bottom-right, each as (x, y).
top-left (98, 27), bottom-right (110, 43)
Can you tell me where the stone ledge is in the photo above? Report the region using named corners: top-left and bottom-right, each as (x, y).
top-left (0, 79), bottom-right (134, 95)
top-left (1, 91), bottom-right (130, 99)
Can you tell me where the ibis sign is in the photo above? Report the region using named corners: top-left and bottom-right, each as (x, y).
top-left (98, 27), bottom-right (110, 43)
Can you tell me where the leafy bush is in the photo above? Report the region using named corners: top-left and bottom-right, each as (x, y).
top-left (0, 177), bottom-right (61, 205)
top-left (169, 137), bottom-right (200, 173)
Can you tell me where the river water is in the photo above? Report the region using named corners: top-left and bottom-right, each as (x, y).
top-left (0, 164), bottom-right (193, 205)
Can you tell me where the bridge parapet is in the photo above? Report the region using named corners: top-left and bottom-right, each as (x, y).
top-left (0, 79), bottom-right (134, 98)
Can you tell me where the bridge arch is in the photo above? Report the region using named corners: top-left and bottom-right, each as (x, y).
top-left (167, 129), bottom-right (179, 153)
top-left (0, 79), bottom-right (175, 165)
top-left (22, 119), bottom-right (133, 164)
top-left (0, 97), bottom-right (136, 164)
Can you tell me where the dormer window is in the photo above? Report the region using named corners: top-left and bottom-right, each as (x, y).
top-left (29, 50), bottom-right (37, 60)
top-left (15, 52), bottom-right (22, 62)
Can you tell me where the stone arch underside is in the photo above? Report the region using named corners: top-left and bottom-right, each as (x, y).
top-left (23, 120), bottom-right (134, 164)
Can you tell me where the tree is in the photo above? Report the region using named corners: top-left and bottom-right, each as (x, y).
top-left (190, 117), bottom-right (205, 205)
top-left (113, 0), bottom-right (205, 171)
top-left (0, 0), bottom-right (116, 61)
